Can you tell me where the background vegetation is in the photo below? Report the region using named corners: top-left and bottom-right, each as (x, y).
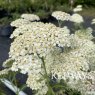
top-left (0, 0), bottom-right (95, 25)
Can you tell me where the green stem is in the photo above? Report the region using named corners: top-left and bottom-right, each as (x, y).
top-left (41, 57), bottom-right (55, 95)
top-left (10, 72), bottom-right (19, 95)
top-left (58, 20), bottom-right (63, 28)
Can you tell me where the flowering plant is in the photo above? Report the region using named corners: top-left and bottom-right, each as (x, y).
top-left (1, 7), bottom-right (95, 95)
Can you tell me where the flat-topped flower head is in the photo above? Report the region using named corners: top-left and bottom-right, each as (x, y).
top-left (26, 74), bottom-right (48, 95)
top-left (75, 27), bottom-right (93, 40)
top-left (52, 11), bottom-right (70, 21)
top-left (21, 14), bottom-right (40, 21)
top-left (11, 18), bottom-right (31, 27)
top-left (77, 5), bottom-right (82, 8)
top-left (9, 22), bottom-right (71, 76)
top-left (73, 5), bottom-right (82, 12)
top-left (10, 22), bottom-right (45, 38)
top-left (9, 24), bottom-right (71, 59)
top-left (91, 18), bottom-right (95, 24)
top-left (70, 13), bottom-right (84, 23)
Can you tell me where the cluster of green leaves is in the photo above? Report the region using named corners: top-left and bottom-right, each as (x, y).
top-left (75, 0), bottom-right (95, 7)
top-left (0, 59), bottom-right (27, 95)
top-left (0, 0), bottom-right (95, 12)
top-left (0, 70), bottom-right (27, 95)
top-left (32, 79), bottom-right (81, 95)
top-left (0, 0), bottom-right (31, 13)
top-left (48, 79), bottom-right (81, 95)
top-left (0, 82), bottom-right (7, 95)
top-left (0, 70), bottom-right (14, 95)
top-left (0, 0), bottom-right (95, 21)
top-left (0, 0), bottom-right (70, 19)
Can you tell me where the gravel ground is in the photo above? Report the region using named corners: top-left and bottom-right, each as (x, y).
top-left (0, 36), bottom-right (11, 69)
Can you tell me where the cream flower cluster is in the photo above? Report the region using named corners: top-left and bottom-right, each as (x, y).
top-left (11, 13), bottom-right (40, 28)
top-left (67, 71), bottom-right (95, 94)
top-left (21, 14), bottom-right (40, 21)
top-left (10, 22), bottom-right (49, 38)
top-left (9, 24), bottom-right (95, 95)
top-left (11, 18), bottom-right (31, 27)
top-left (49, 34), bottom-right (95, 94)
top-left (0, 68), bottom-right (10, 75)
top-left (9, 23), bottom-right (71, 59)
top-left (50, 40), bottom-right (95, 77)
top-left (73, 5), bottom-right (82, 12)
top-left (10, 55), bottom-right (42, 74)
top-left (52, 11), bottom-right (70, 21)
top-left (75, 27), bottom-right (93, 40)
top-left (52, 11), bottom-right (84, 24)
top-left (91, 18), bottom-right (95, 24)
top-left (8, 22), bottom-right (71, 95)
top-left (2, 12), bottom-right (95, 95)
top-left (70, 13), bottom-right (84, 23)
top-left (26, 74), bottom-right (48, 95)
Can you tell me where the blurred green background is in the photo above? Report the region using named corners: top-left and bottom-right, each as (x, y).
top-left (0, 0), bottom-right (95, 25)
